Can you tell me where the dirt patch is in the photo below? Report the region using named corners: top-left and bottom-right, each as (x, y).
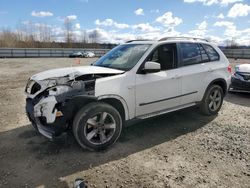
top-left (0, 58), bottom-right (249, 187)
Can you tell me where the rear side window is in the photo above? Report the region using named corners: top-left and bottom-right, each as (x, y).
top-left (179, 43), bottom-right (202, 66)
top-left (199, 45), bottom-right (209, 62)
top-left (202, 44), bottom-right (219, 61)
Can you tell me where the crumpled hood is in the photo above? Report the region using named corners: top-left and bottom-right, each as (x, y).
top-left (236, 64), bottom-right (250, 73)
top-left (30, 65), bottom-right (124, 81)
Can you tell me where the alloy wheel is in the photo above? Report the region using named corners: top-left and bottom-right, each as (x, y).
top-left (208, 89), bottom-right (222, 111)
top-left (84, 112), bottom-right (116, 145)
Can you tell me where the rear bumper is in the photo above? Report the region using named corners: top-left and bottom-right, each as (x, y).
top-left (26, 98), bottom-right (68, 139)
top-left (230, 76), bottom-right (250, 92)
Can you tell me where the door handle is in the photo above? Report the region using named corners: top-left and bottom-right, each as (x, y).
top-left (208, 68), bottom-right (214, 72)
top-left (171, 75), bottom-right (182, 79)
top-left (127, 85), bottom-right (135, 89)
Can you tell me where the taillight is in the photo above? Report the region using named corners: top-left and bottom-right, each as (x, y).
top-left (227, 65), bottom-right (232, 74)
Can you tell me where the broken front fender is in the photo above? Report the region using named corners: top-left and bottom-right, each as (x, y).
top-left (32, 94), bottom-right (97, 125)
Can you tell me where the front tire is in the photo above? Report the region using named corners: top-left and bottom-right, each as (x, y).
top-left (73, 102), bottom-right (122, 151)
top-left (31, 122), bottom-right (39, 132)
top-left (200, 85), bottom-right (224, 116)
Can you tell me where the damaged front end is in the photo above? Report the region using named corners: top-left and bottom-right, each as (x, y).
top-left (25, 65), bottom-right (124, 139)
top-left (231, 72), bottom-right (250, 92)
top-left (230, 64), bottom-right (250, 93)
top-left (25, 74), bottom-right (98, 139)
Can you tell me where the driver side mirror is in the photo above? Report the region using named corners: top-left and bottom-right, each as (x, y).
top-left (142, 61), bottom-right (161, 74)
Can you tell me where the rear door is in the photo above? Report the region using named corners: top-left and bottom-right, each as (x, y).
top-left (177, 42), bottom-right (210, 105)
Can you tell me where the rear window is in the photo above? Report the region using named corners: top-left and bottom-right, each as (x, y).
top-left (179, 43), bottom-right (202, 66)
top-left (202, 44), bottom-right (220, 61)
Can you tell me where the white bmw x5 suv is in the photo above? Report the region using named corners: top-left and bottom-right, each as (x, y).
top-left (25, 37), bottom-right (231, 151)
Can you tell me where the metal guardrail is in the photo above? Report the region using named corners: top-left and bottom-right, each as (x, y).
top-left (0, 48), bottom-right (250, 59)
top-left (222, 49), bottom-right (250, 59)
top-left (0, 48), bottom-right (110, 58)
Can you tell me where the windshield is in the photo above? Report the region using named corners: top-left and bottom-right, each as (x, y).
top-left (93, 44), bottom-right (151, 71)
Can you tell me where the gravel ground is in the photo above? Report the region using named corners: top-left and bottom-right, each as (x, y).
top-left (0, 58), bottom-right (249, 188)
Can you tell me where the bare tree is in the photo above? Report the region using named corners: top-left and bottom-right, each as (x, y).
top-left (89, 30), bottom-right (99, 44)
top-left (225, 37), bottom-right (238, 49)
top-left (231, 37), bottom-right (238, 48)
top-left (16, 22), bottom-right (25, 46)
top-left (0, 20), bottom-right (114, 48)
top-left (20, 21), bottom-right (36, 47)
top-left (36, 23), bottom-right (52, 47)
top-left (64, 18), bottom-right (74, 47)
top-left (0, 28), bottom-right (18, 47)
top-left (81, 29), bottom-right (88, 44)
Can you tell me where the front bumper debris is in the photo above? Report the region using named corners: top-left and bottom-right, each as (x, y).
top-left (26, 98), bottom-right (68, 139)
top-left (34, 96), bottom-right (58, 124)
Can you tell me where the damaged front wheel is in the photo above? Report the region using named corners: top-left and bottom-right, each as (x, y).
top-left (73, 102), bottom-right (122, 151)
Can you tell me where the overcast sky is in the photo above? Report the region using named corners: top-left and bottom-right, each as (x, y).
top-left (0, 0), bottom-right (250, 45)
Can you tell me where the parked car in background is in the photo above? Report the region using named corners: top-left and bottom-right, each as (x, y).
top-left (83, 51), bottom-right (95, 58)
top-left (69, 51), bottom-right (95, 58)
top-left (230, 64), bottom-right (250, 93)
top-left (69, 52), bottom-right (84, 58)
top-left (25, 37), bottom-right (231, 151)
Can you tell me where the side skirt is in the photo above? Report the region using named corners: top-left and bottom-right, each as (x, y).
top-left (124, 102), bottom-right (197, 126)
top-left (137, 102), bottom-right (196, 119)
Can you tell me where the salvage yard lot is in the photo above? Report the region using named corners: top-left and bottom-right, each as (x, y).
top-left (0, 58), bottom-right (249, 187)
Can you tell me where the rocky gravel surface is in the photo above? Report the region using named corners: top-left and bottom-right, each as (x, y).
top-left (0, 58), bottom-right (249, 188)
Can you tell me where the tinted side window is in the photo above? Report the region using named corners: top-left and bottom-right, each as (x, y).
top-left (202, 44), bottom-right (219, 61)
top-left (147, 43), bottom-right (177, 70)
top-left (179, 43), bottom-right (202, 66)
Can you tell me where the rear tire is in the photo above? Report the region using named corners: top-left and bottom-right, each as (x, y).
top-left (73, 102), bottom-right (122, 151)
top-left (200, 85), bottom-right (224, 116)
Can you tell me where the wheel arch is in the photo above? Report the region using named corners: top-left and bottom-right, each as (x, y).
top-left (199, 78), bottom-right (228, 104)
top-left (199, 78), bottom-right (226, 115)
top-left (207, 78), bottom-right (228, 96)
top-left (97, 95), bottom-right (129, 121)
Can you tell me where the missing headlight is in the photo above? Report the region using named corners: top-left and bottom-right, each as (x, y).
top-left (26, 80), bottom-right (41, 95)
top-left (48, 86), bottom-right (71, 96)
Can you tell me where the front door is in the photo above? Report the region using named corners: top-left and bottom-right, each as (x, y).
top-left (135, 43), bottom-right (181, 117)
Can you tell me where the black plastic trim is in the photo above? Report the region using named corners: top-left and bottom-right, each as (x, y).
top-left (139, 91), bottom-right (198, 106)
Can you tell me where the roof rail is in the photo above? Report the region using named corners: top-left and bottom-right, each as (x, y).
top-left (126, 39), bottom-right (151, 43)
top-left (159, 37), bottom-right (209, 42)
